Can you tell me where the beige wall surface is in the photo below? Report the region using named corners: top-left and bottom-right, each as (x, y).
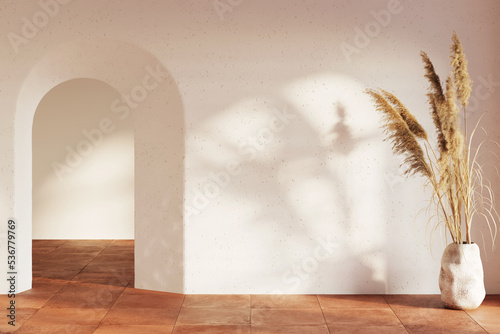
top-left (0, 0), bottom-right (498, 294)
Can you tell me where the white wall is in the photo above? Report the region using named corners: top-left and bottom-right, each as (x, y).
top-left (0, 0), bottom-right (499, 294)
top-left (32, 78), bottom-right (134, 239)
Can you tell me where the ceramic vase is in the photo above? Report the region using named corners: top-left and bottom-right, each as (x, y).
top-left (439, 242), bottom-right (485, 310)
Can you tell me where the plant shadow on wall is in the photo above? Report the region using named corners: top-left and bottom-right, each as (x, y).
top-left (188, 85), bottom-right (389, 294)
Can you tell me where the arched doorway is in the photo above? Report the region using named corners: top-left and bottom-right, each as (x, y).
top-left (14, 38), bottom-right (185, 293)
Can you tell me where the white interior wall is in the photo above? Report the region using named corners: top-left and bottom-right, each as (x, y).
top-left (0, 0), bottom-right (498, 294)
top-left (32, 78), bottom-right (134, 239)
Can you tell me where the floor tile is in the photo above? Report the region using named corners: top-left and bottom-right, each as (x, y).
top-left (31, 277), bottom-right (69, 293)
top-left (466, 303), bottom-right (500, 334)
top-left (112, 288), bottom-right (184, 310)
top-left (251, 295), bottom-right (320, 309)
top-left (251, 325), bottom-right (330, 334)
top-left (176, 308), bottom-right (250, 326)
top-left (173, 325), bottom-right (251, 333)
top-left (44, 282), bottom-right (124, 308)
top-left (21, 307), bottom-right (108, 326)
top-left (392, 307), bottom-right (487, 333)
top-left (109, 240), bottom-right (134, 246)
top-left (48, 248), bottom-right (104, 257)
top-left (384, 294), bottom-right (444, 309)
top-left (92, 253), bottom-right (134, 262)
top-left (72, 271), bottom-right (133, 287)
top-left (14, 291), bottom-right (55, 308)
top-left (322, 308), bottom-right (403, 327)
top-left (325, 324), bottom-right (408, 333)
top-left (183, 294), bottom-right (250, 309)
top-left (83, 260), bottom-right (134, 272)
top-left (94, 324), bottom-right (174, 333)
top-left (251, 308), bottom-right (326, 327)
top-left (0, 307), bottom-right (38, 332)
top-left (318, 294), bottom-right (390, 309)
top-left (59, 240), bottom-right (112, 247)
top-left (16, 324), bottom-right (97, 333)
top-left (32, 270), bottom-right (81, 280)
top-left (32, 246), bottom-right (58, 254)
top-left (100, 307), bottom-right (179, 326)
top-left (32, 240), bottom-right (67, 247)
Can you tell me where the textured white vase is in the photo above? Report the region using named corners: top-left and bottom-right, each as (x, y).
top-left (439, 243), bottom-right (485, 310)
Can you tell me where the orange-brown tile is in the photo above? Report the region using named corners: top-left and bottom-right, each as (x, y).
top-left (59, 240), bottom-right (112, 247)
top-left (31, 277), bottom-right (68, 293)
top-left (0, 307), bottom-right (38, 332)
top-left (466, 303), bottom-right (500, 334)
top-left (251, 295), bottom-right (320, 309)
top-left (16, 324), bottom-right (97, 333)
top-left (322, 308), bottom-right (403, 327)
top-left (183, 294), bottom-right (250, 309)
top-left (32, 247), bottom-right (58, 254)
top-left (49, 247), bottom-right (104, 256)
top-left (32, 240), bottom-right (67, 247)
top-left (384, 294), bottom-right (444, 309)
top-left (112, 288), bottom-right (184, 310)
top-left (32, 270), bottom-right (80, 280)
top-left (173, 325), bottom-right (251, 333)
top-left (92, 253), bottom-right (134, 262)
top-left (392, 307), bottom-right (487, 333)
top-left (15, 291), bottom-right (55, 308)
top-left (94, 324), bottom-right (173, 333)
top-left (251, 325), bottom-right (330, 334)
top-left (109, 240), bottom-right (134, 246)
top-left (44, 282), bottom-right (124, 308)
top-left (251, 308), bottom-right (326, 327)
top-left (325, 324), bottom-right (408, 333)
top-left (318, 294), bottom-right (390, 309)
top-left (83, 260), bottom-right (134, 272)
top-left (72, 271), bottom-right (133, 287)
top-left (176, 308), bottom-right (250, 326)
top-left (21, 307), bottom-right (107, 326)
top-left (100, 307), bottom-right (178, 326)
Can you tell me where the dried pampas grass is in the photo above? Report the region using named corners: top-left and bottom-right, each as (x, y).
top-left (366, 32), bottom-right (497, 246)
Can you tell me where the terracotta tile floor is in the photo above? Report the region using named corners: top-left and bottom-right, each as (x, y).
top-left (0, 240), bottom-right (498, 333)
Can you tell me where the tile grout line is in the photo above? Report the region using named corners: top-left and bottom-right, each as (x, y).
top-left (71, 240), bottom-right (114, 281)
top-left (382, 295), bottom-right (411, 334)
top-left (249, 294), bottom-right (253, 334)
top-left (170, 293), bottom-right (187, 333)
top-left (464, 309), bottom-right (489, 333)
top-left (92, 280), bottom-right (128, 331)
top-left (317, 295), bottom-right (332, 334)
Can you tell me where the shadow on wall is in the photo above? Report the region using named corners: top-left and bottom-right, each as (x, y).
top-left (185, 72), bottom-right (392, 294)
